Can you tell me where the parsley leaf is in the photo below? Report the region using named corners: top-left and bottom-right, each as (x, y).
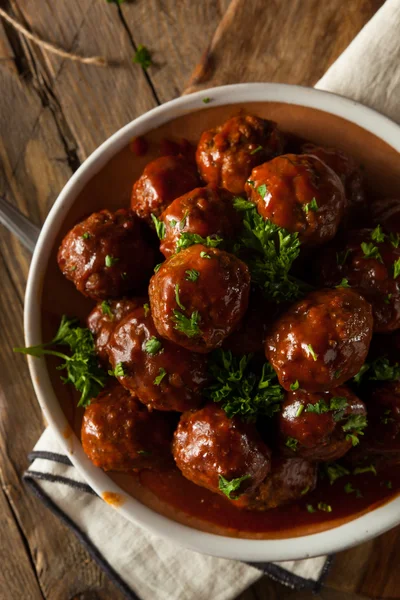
top-left (232, 197), bottom-right (302, 302)
top-left (389, 232), bottom-right (400, 248)
top-left (286, 437), bottom-right (298, 451)
top-left (361, 242), bottom-right (383, 262)
top-left (336, 278), bottom-right (350, 288)
top-left (202, 97), bottom-right (211, 104)
top-left (132, 44), bottom-right (152, 70)
top-left (303, 198), bottom-right (318, 213)
top-left (172, 310), bottom-right (202, 338)
top-left (324, 462), bottom-right (350, 485)
top-left (307, 504), bottom-right (316, 513)
top-left (354, 357), bottom-right (400, 384)
top-left (175, 233), bottom-right (223, 253)
top-left (296, 404), bottom-right (304, 417)
top-left (342, 414), bottom-right (368, 445)
top-left (151, 214), bottom-right (166, 240)
top-left (14, 316), bottom-right (107, 407)
top-left (109, 362), bottom-right (125, 378)
top-left (154, 367), bottom-right (167, 385)
top-left (205, 350), bottom-right (284, 422)
top-left (105, 255), bottom-right (119, 267)
top-left (353, 465), bottom-right (377, 476)
top-left (154, 263), bottom-right (162, 273)
top-left (257, 184), bottom-right (267, 197)
top-left (290, 380), bottom-right (300, 391)
top-left (144, 337), bottom-right (163, 355)
top-left (200, 251), bottom-right (211, 259)
top-left (175, 284), bottom-right (185, 310)
top-left (185, 269), bottom-right (199, 282)
top-left (143, 303), bottom-right (150, 317)
top-left (371, 225), bottom-right (386, 243)
top-left (317, 502), bottom-right (332, 513)
top-left (82, 232), bottom-right (91, 240)
top-left (393, 258), bottom-right (400, 279)
top-left (306, 344), bottom-right (318, 361)
top-left (101, 300), bottom-right (113, 318)
top-left (218, 474), bottom-right (251, 500)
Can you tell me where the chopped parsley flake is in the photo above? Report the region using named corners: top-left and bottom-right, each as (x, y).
top-left (132, 44), bottom-right (152, 70)
top-left (175, 232), bottom-right (222, 253)
top-left (101, 300), bottom-right (113, 318)
top-left (393, 258), bottom-right (400, 279)
top-left (325, 462), bottom-right (350, 485)
top-left (384, 293), bottom-right (393, 304)
top-left (202, 97), bottom-right (211, 104)
top-left (185, 269), bottom-right (199, 282)
top-left (353, 465), bottom-right (377, 476)
top-left (250, 145), bottom-right (263, 155)
top-left (200, 251), bottom-right (211, 259)
top-left (154, 263), bottom-right (162, 273)
top-left (303, 197), bottom-right (318, 213)
top-left (175, 284), bottom-right (185, 310)
top-left (172, 309), bottom-right (202, 338)
top-left (336, 278), bottom-right (350, 288)
top-left (218, 474), bottom-right (251, 500)
top-left (82, 232), bottom-right (91, 240)
top-left (153, 367), bottom-right (167, 386)
top-left (389, 232), bottom-right (400, 248)
top-left (105, 255), bottom-right (119, 267)
top-left (143, 303), bottom-right (150, 317)
top-left (296, 404), bottom-right (304, 417)
top-left (109, 362), bottom-right (125, 378)
top-left (317, 502), bottom-right (332, 513)
top-left (371, 225), bottom-right (386, 243)
top-left (144, 336), bottom-right (163, 355)
top-left (354, 356), bottom-right (400, 384)
top-left (361, 242), bottom-right (383, 262)
top-left (306, 344), bottom-right (318, 361)
top-left (257, 184), bottom-right (268, 198)
top-left (286, 437), bottom-right (298, 451)
top-left (290, 380), bottom-right (300, 391)
top-left (169, 219), bottom-right (177, 228)
top-left (307, 504), bottom-right (316, 513)
top-left (151, 214), bottom-right (166, 240)
top-left (300, 486), bottom-right (310, 496)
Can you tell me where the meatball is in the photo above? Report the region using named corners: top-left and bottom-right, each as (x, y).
top-left (247, 458), bottom-right (317, 510)
top-left (244, 154), bottom-right (345, 247)
top-left (159, 186), bottom-right (240, 257)
top-left (265, 288), bottom-right (373, 392)
top-left (57, 209), bottom-right (155, 300)
top-left (87, 298), bottom-right (145, 363)
top-left (371, 197), bottom-right (400, 233)
top-left (301, 143), bottom-right (366, 224)
top-left (107, 305), bottom-right (208, 411)
top-left (149, 244), bottom-right (250, 353)
top-left (279, 386), bottom-right (367, 461)
top-left (81, 383), bottom-right (172, 471)
top-left (316, 228), bottom-right (400, 332)
top-left (131, 155), bottom-right (199, 224)
top-left (172, 404), bottom-right (271, 502)
top-left (196, 114), bottom-right (284, 195)
top-left (222, 292), bottom-right (280, 355)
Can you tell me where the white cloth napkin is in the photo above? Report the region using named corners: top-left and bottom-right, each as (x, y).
top-left (24, 1), bottom-right (400, 598)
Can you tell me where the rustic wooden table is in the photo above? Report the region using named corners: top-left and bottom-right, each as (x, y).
top-left (1, 1), bottom-right (398, 599)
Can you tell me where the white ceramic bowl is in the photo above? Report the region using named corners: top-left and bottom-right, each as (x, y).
top-left (25, 83), bottom-right (400, 562)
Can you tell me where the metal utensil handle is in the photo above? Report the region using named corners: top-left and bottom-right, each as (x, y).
top-left (0, 196), bottom-right (41, 253)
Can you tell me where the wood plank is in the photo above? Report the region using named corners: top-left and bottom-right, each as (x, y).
top-left (120, 0), bottom-right (231, 102)
top-left (184, 0), bottom-right (384, 93)
top-left (11, 0), bottom-right (157, 160)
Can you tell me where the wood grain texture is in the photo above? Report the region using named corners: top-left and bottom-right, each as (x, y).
top-left (184, 0), bottom-right (384, 93)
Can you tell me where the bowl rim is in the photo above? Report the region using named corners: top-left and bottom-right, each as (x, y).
top-left (25, 82), bottom-right (400, 562)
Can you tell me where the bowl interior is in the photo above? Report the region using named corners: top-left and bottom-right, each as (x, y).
top-left (30, 91), bottom-right (400, 560)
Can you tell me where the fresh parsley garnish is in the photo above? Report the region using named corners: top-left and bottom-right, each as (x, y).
top-left (105, 254), bottom-right (119, 267)
top-left (175, 233), bottom-right (222, 253)
top-left (154, 367), bottom-right (167, 386)
top-left (306, 344), bottom-right (318, 361)
top-left (361, 242), bottom-right (383, 262)
top-left (317, 502), bottom-right (332, 513)
top-left (250, 145), bottom-right (263, 155)
top-left (151, 214), bottom-right (166, 240)
top-left (205, 350), bottom-right (284, 422)
top-left (389, 232), bottom-right (400, 248)
top-left (154, 263), bottom-right (162, 273)
top-left (353, 465), bottom-right (377, 476)
top-left (101, 300), bottom-right (113, 318)
top-left (82, 232), bottom-right (91, 240)
top-left (324, 462), bottom-right (350, 485)
top-left (342, 415), bottom-right (367, 445)
top-left (256, 184), bottom-right (267, 198)
top-left (290, 380), bottom-right (300, 391)
top-left (286, 437), bottom-right (298, 451)
top-left (144, 336), bottom-right (163, 355)
top-left (169, 219), bottom-right (177, 228)
top-left (143, 303), bottom-right (150, 317)
top-left (393, 258), bottom-right (400, 279)
top-left (296, 404), bottom-right (304, 417)
top-left (384, 293), bottom-right (393, 304)
top-left (178, 210), bottom-right (189, 231)
top-left (354, 357), bottom-right (400, 384)
top-left (202, 97), bottom-right (211, 104)
top-left (172, 310), bottom-right (202, 338)
top-left (218, 474), bottom-right (251, 500)
top-left (303, 198), bottom-right (318, 213)
top-left (175, 284), bottom-right (185, 310)
top-left (132, 44), bottom-right (152, 70)
top-left (14, 316), bottom-right (107, 407)
top-left (336, 278), bottom-right (350, 288)
top-left (200, 251), bottom-right (211, 259)
top-left (109, 362), bottom-right (125, 378)
top-left (185, 269), bottom-right (199, 282)
top-left (371, 225), bottom-right (386, 243)
top-left (305, 396), bottom-right (348, 416)
top-left (232, 197), bottom-right (301, 302)
top-left (307, 504), bottom-right (316, 513)
top-left (300, 486), bottom-right (310, 495)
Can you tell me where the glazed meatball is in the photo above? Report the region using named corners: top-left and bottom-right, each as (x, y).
top-left (244, 154), bottom-right (345, 247)
top-left (371, 197), bottom-right (400, 233)
top-left (107, 305), bottom-right (208, 411)
top-left (81, 383), bottom-right (172, 471)
top-left (265, 288), bottom-right (373, 392)
top-left (57, 209), bottom-right (155, 300)
top-left (131, 155), bottom-right (199, 224)
top-left (317, 228), bottom-right (400, 332)
top-left (301, 143), bottom-right (366, 224)
top-left (172, 404), bottom-right (271, 502)
top-left (159, 186), bottom-right (240, 257)
top-left (247, 458), bottom-right (317, 510)
top-left (87, 298), bottom-right (144, 363)
top-left (196, 114), bottom-right (284, 195)
top-left (222, 292), bottom-right (280, 355)
top-left (149, 244), bottom-right (250, 353)
top-left (279, 386), bottom-right (367, 461)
